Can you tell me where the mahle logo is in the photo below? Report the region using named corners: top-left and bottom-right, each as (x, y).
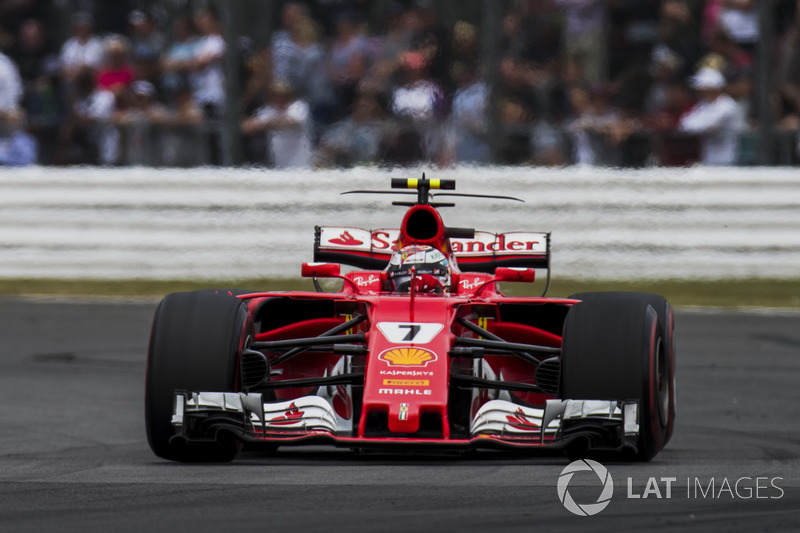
top-left (557, 459), bottom-right (614, 516)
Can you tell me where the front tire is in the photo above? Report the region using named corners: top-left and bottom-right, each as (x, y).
top-left (569, 291), bottom-right (675, 445)
top-left (145, 291), bottom-right (251, 462)
top-left (561, 295), bottom-right (671, 461)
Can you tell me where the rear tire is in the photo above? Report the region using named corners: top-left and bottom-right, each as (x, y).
top-left (561, 295), bottom-right (670, 461)
top-left (568, 292), bottom-right (675, 445)
top-left (145, 291), bottom-right (251, 462)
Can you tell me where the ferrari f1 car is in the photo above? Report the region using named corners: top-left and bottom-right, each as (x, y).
top-left (145, 176), bottom-right (676, 462)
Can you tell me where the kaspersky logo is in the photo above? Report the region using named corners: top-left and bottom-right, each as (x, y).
top-left (557, 459), bottom-right (614, 516)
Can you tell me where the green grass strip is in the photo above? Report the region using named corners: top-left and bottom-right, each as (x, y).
top-left (1, 277), bottom-right (798, 309)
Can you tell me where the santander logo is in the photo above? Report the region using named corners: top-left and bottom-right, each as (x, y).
top-left (329, 230), bottom-right (364, 246)
top-left (321, 228), bottom-right (546, 256)
top-left (450, 233), bottom-right (541, 254)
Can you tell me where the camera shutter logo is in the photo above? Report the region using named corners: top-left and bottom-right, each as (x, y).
top-left (557, 459), bottom-right (614, 516)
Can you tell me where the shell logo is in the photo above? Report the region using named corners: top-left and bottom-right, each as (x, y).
top-left (378, 347), bottom-right (438, 367)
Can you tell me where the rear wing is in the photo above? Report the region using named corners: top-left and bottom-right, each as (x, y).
top-left (314, 226), bottom-right (550, 274)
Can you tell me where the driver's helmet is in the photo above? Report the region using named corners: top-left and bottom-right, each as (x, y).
top-left (386, 245), bottom-right (451, 293)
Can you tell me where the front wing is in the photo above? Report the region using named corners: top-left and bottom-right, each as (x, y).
top-left (171, 392), bottom-right (640, 453)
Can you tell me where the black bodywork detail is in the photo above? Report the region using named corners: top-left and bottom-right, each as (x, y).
top-left (256, 297), bottom-right (336, 332)
top-left (497, 302), bottom-right (570, 337)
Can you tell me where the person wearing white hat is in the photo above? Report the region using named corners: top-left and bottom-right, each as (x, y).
top-left (678, 67), bottom-right (744, 165)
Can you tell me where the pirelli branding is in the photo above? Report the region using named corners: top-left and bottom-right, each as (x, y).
top-left (383, 379), bottom-right (430, 386)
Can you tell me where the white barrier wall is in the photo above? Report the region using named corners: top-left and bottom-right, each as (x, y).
top-left (1, 166), bottom-right (798, 280)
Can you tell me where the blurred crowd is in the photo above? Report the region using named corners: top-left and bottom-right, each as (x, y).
top-left (1, 0), bottom-right (800, 168)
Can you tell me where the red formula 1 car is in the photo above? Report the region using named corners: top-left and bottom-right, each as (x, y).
top-left (145, 176), bottom-right (676, 462)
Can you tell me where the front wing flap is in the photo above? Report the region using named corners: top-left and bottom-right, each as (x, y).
top-left (172, 392), bottom-right (640, 452)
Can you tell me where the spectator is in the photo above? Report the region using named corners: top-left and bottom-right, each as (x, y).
top-left (58, 13), bottom-right (104, 84)
top-left (270, 0), bottom-right (311, 75)
top-left (325, 10), bottom-right (371, 120)
top-left (500, 9), bottom-right (532, 60)
top-left (271, 2), bottom-right (318, 93)
top-left (717, 0), bottom-right (758, 55)
top-left (11, 18), bottom-right (53, 99)
top-left (374, 1), bottom-right (413, 64)
top-left (389, 51), bottom-right (444, 162)
top-left (316, 90), bottom-right (386, 167)
top-left (241, 80), bottom-right (313, 168)
top-left (0, 49), bottom-right (23, 113)
top-left (515, 7), bottom-right (563, 121)
top-left (0, 50), bottom-right (35, 165)
top-left (777, 5), bottom-right (800, 130)
top-left (702, 0), bottom-right (725, 43)
top-left (448, 61), bottom-right (489, 164)
top-left (644, 80), bottom-right (698, 166)
top-left (725, 68), bottom-right (752, 125)
top-left (451, 20), bottom-right (479, 66)
top-left (190, 6), bottom-right (225, 165)
top-left (607, 0), bottom-right (661, 78)
top-left (498, 56), bottom-right (539, 123)
top-left (62, 68), bottom-right (118, 165)
top-left (241, 44), bottom-right (273, 116)
top-left (678, 67), bottom-right (744, 165)
top-left (496, 54), bottom-right (539, 159)
top-left (0, 0), bottom-right (47, 50)
top-left (708, 28), bottom-right (755, 126)
top-left (644, 45), bottom-right (685, 114)
top-left (531, 113), bottom-right (569, 167)
top-left (161, 15), bottom-right (199, 98)
top-left (565, 85), bottom-right (620, 165)
top-left (407, 0), bottom-right (450, 88)
top-left (128, 10), bottom-right (166, 64)
top-left (555, 0), bottom-right (609, 85)
top-left (97, 37), bottom-right (135, 94)
top-left (10, 19), bottom-right (60, 162)
top-left (525, 2), bottom-right (562, 74)
top-left (363, 2), bottom-right (413, 98)
top-left (0, 107), bottom-right (37, 166)
top-left (116, 80), bottom-right (166, 165)
top-left (278, 18), bottom-right (327, 105)
top-left (159, 81), bottom-right (205, 167)
top-left (659, 1), bottom-right (704, 79)
top-left (708, 28), bottom-right (753, 80)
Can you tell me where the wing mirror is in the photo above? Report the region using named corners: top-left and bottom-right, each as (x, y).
top-left (301, 262), bottom-right (341, 278)
top-left (472, 268), bottom-right (536, 297)
top-left (493, 267), bottom-right (535, 283)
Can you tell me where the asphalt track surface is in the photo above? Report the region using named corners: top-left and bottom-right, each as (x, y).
top-left (0, 298), bottom-right (798, 532)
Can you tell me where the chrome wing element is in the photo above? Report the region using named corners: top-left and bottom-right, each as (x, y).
top-left (173, 393), bottom-right (338, 434)
top-left (470, 399), bottom-right (639, 443)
